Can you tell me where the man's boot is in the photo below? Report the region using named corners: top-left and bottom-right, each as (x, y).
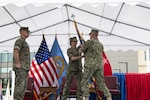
top-left (106, 96), bottom-right (112, 100)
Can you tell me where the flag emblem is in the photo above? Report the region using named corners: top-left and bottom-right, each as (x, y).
top-left (53, 56), bottom-right (65, 78)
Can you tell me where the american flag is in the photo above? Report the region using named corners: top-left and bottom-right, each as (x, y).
top-left (28, 35), bottom-right (58, 99)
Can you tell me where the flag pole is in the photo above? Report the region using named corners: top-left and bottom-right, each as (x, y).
top-left (71, 14), bottom-right (85, 44)
top-left (0, 79), bottom-right (2, 100)
top-left (71, 13), bottom-right (102, 99)
top-left (55, 30), bottom-right (57, 38)
top-left (5, 79), bottom-right (10, 100)
top-left (33, 90), bottom-right (40, 100)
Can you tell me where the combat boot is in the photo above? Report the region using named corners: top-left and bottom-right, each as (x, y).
top-left (106, 96), bottom-right (112, 100)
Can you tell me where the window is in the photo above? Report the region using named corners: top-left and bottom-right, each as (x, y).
top-left (30, 52), bottom-right (36, 62)
top-left (1, 53), bottom-right (8, 62)
top-left (0, 67), bottom-right (12, 73)
top-left (144, 49), bottom-right (150, 61)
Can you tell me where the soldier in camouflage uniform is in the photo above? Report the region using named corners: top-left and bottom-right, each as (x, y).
top-left (79, 29), bottom-right (112, 100)
top-left (13, 27), bottom-right (30, 100)
top-left (62, 37), bottom-right (84, 100)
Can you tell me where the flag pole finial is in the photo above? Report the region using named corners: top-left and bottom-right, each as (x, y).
top-left (55, 30), bottom-right (57, 38)
top-left (71, 14), bottom-right (75, 21)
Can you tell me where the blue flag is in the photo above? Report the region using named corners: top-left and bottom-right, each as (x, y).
top-left (50, 37), bottom-right (68, 97)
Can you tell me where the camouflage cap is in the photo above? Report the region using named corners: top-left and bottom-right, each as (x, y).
top-left (19, 27), bottom-right (30, 33)
top-left (89, 28), bottom-right (99, 35)
top-left (70, 37), bottom-right (77, 43)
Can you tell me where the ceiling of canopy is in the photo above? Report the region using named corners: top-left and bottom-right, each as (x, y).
top-left (0, 1), bottom-right (150, 52)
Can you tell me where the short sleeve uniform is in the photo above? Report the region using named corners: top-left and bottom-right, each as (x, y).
top-left (13, 38), bottom-right (30, 71)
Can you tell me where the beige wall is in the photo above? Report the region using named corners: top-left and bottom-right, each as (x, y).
top-left (138, 50), bottom-right (146, 64)
top-left (105, 50), bottom-right (138, 73)
top-left (138, 65), bottom-right (147, 73)
top-left (138, 50), bottom-right (147, 73)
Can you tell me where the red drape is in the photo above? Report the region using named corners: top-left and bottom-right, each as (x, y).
top-left (125, 73), bottom-right (150, 100)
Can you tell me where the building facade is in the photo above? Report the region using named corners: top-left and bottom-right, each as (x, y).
top-left (0, 50), bottom-right (149, 95)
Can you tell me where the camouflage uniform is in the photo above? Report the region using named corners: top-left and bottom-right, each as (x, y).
top-left (81, 38), bottom-right (111, 97)
top-left (62, 46), bottom-right (83, 100)
top-left (13, 37), bottom-right (30, 100)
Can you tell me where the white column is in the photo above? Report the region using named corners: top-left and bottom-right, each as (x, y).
top-left (11, 71), bottom-right (15, 100)
top-left (146, 49), bottom-right (150, 72)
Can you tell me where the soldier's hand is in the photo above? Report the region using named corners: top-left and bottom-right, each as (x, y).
top-left (78, 49), bottom-right (82, 54)
top-left (16, 63), bottom-right (21, 68)
top-left (79, 44), bottom-right (84, 48)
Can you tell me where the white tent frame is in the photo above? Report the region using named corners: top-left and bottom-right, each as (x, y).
top-left (0, 1), bottom-right (150, 52)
